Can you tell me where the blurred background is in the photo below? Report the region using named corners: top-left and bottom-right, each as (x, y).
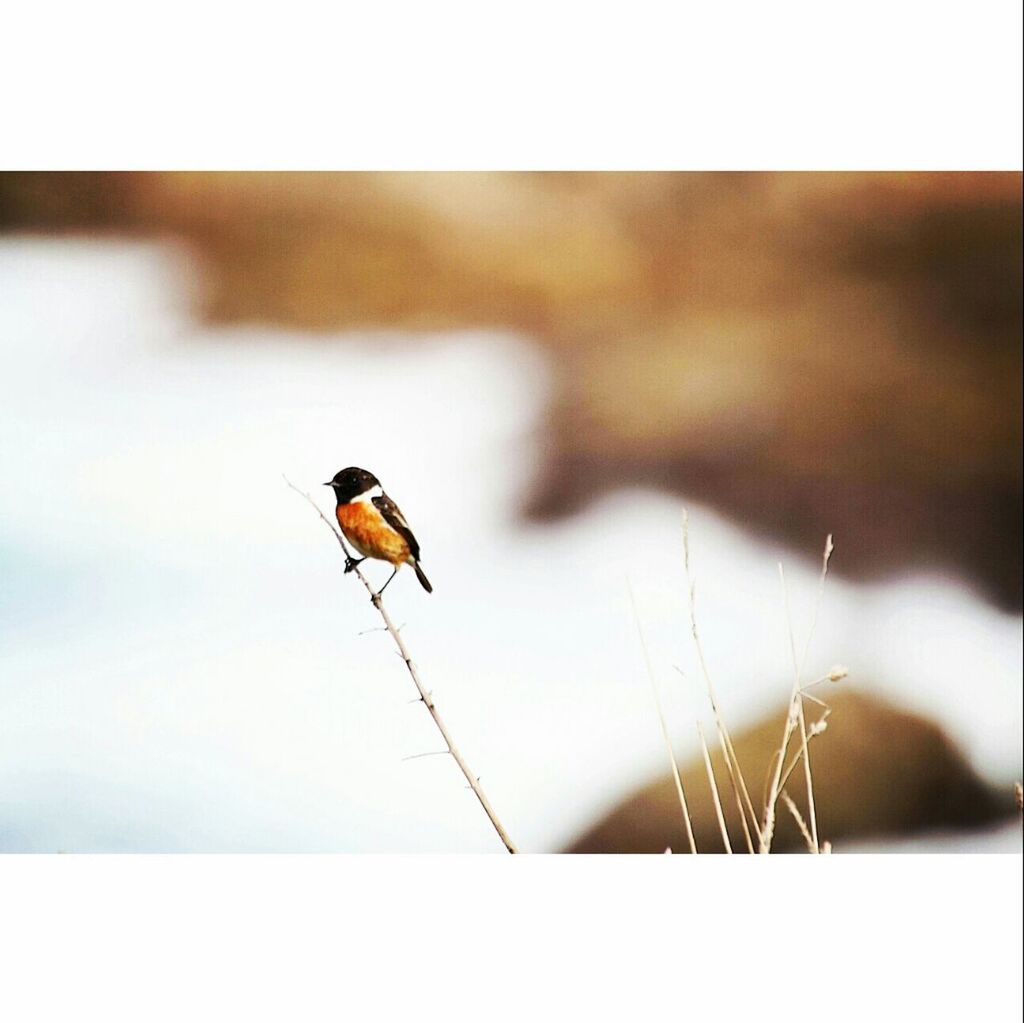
top-left (0, 171), bottom-right (1020, 852)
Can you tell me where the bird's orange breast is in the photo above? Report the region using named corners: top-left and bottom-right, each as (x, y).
top-left (336, 501), bottom-right (411, 564)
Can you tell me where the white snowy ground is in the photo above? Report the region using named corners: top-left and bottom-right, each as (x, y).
top-left (1, 239), bottom-right (1021, 852)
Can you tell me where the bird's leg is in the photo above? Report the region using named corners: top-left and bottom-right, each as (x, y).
top-left (344, 556), bottom-right (365, 574)
top-left (376, 566), bottom-right (399, 597)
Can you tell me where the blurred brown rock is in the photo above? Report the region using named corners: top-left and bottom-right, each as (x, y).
top-left (565, 690), bottom-right (1014, 853)
top-left (2, 171), bottom-right (1020, 606)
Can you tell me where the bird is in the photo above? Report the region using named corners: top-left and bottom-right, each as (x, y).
top-left (325, 467), bottom-right (432, 595)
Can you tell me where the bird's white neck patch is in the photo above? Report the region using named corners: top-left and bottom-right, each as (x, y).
top-left (351, 485), bottom-right (384, 504)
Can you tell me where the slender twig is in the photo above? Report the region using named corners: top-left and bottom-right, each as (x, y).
top-left (801, 665), bottom-right (848, 693)
top-left (793, 537), bottom-right (834, 850)
top-left (776, 706), bottom-right (831, 795)
top-left (780, 563), bottom-right (819, 853)
top-left (286, 476), bottom-right (518, 854)
top-left (800, 690), bottom-right (831, 711)
top-left (697, 722), bottom-right (732, 853)
top-left (718, 736), bottom-right (755, 854)
top-left (760, 536), bottom-right (833, 853)
top-left (682, 512), bottom-right (760, 844)
top-left (760, 652), bottom-right (805, 851)
top-left (781, 790), bottom-right (816, 853)
top-left (629, 583), bottom-right (698, 854)
top-left (676, 668), bottom-right (754, 854)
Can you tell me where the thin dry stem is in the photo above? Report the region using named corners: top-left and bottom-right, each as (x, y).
top-left (780, 563), bottom-right (819, 854)
top-left (760, 536), bottom-right (833, 854)
top-left (760, 692), bottom-right (802, 852)
top-left (795, 536), bottom-right (834, 844)
top-left (286, 476), bottom-right (518, 854)
top-left (800, 690), bottom-right (831, 711)
top-left (629, 583), bottom-right (698, 854)
top-left (781, 790), bottom-right (816, 853)
top-left (776, 706), bottom-right (831, 795)
top-left (698, 721), bottom-right (732, 853)
top-left (681, 512), bottom-right (760, 845)
top-left (717, 727), bottom-right (755, 853)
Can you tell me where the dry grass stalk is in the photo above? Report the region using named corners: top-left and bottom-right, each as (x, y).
top-left (629, 583), bottom-right (698, 854)
top-left (681, 512), bottom-right (760, 847)
top-left (697, 722), bottom-right (732, 853)
top-left (776, 705), bottom-right (831, 795)
top-left (780, 563), bottom-right (820, 853)
top-left (760, 535), bottom-right (834, 853)
top-left (781, 790), bottom-right (816, 854)
top-left (795, 537), bottom-right (835, 846)
top-left (286, 476), bottom-right (518, 854)
top-left (716, 725), bottom-right (755, 853)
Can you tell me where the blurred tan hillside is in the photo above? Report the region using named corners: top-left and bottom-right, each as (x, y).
top-left (3, 172), bottom-right (1020, 607)
top-left (566, 690), bottom-right (1015, 853)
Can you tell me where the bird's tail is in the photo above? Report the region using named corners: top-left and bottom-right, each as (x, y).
top-left (412, 560), bottom-right (433, 593)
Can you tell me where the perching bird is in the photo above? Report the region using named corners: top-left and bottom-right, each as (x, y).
top-left (325, 467), bottom-right (432, 595)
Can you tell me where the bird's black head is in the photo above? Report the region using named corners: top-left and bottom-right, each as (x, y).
top-left (325, 466), bottom-right (380, 503)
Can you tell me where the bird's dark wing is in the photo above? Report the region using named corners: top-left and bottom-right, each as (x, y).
top-left (373, 493), bottom-right (421, 560)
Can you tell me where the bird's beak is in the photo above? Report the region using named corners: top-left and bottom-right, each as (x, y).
top-left (323, 482), bottom-right (334, 487)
